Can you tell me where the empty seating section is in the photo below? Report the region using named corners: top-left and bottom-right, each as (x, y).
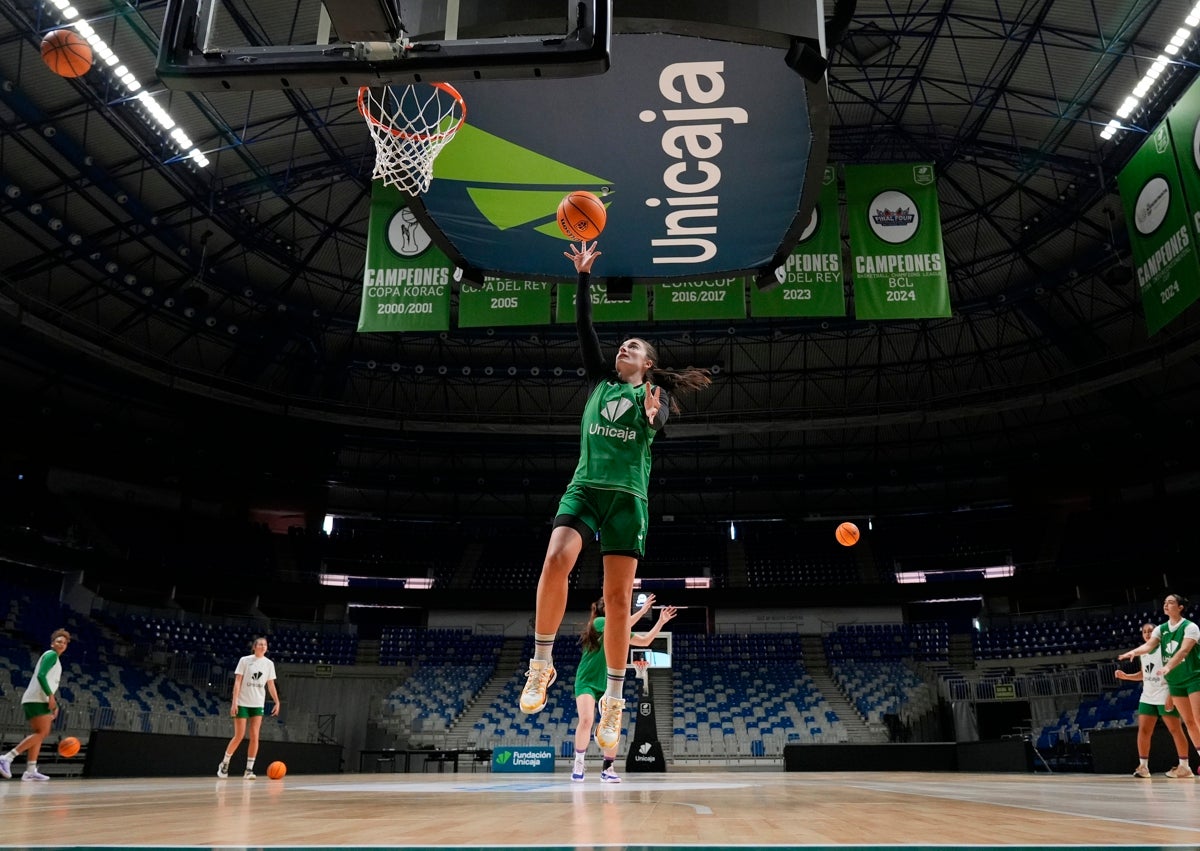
top-left (823, 625), bottom-right (943, 729)
top-left (639, 528), bottom-right (727, 586)
top-left (831, 662), bottom-right (935, 726)
top-left (1035, 685), bottom-right (1140, 762)
top-left (741, 524), bottom-right (861, 588)
top-left (671, 633), bottom-right (844, 756)
top-left (383, 664), bottom-right (495, 734)
top-left (378, 627), bottom-right (502, 668)
top-left (825, 623), bottom-right (949, 661)
top-left (113, 614), bottom-right (357, 665)
top-left (471, 525), bottom-right (577, 592)
top-left (974, 608), bottom-right (1158, 659)
top-left (375, 629), bottom-right (503, 739)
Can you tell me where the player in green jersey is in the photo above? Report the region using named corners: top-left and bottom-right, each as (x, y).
top-left (0, 628), bottom-right (70, 781)
top-left (1114, 623), bottom-right (1187, 778)
top-left (571, 594), bottom-right (676, 782)
top-left (1120, 593), bottom-right (1200, 777)
top-left (519, 241), bottom-right (710, 754)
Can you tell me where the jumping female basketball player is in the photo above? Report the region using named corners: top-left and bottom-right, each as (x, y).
top-left (1119, 593), bottom-right (1200, 777)
top-left (572, 595), bottom-right (677, 782)
top-left (518, 240), bottom-right (710, 753)
top-left (0, 629), bottom-right (70, 781)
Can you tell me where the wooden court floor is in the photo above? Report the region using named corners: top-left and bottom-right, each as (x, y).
top-left (3, 769), bottom-right (1200, 850)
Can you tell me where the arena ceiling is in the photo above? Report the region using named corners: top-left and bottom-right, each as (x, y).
top-left (1, 0), bottom-right (1199, 521)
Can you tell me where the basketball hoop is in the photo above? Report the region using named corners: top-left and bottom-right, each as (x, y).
top-left (358, 82), bottom-right (466, 195)
top-left (633, 659), bottom-right (650, 682)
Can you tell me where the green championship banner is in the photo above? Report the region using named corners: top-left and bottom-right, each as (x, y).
top-left (1117, 121), bottom-right (1200, 336)
top-left (751, 165), bottom-right (846, 318)
top-left (458, 279), bottom-right (552, 328)
top-left (556, 283), bottom-right (650, 323)
top-left (359, 183), bottom-right (451, 332)
top-left (1158, 81), bottom-right (1200, 332)
top-left (652, 278), bottom-right (746, 321)
top-left (845, 163), bottom-right (951, 320)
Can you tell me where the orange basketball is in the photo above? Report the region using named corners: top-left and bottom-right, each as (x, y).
top-left (266, 760), bottom-right (287, 780)
top-left (835, 522), bottom-right (860, 547)
top-left (41, 29), bottom-right (93, 79)
top-left (58, 736), bottom-right (81, 758)
top-left (557, 191), bottom-right (607, 241)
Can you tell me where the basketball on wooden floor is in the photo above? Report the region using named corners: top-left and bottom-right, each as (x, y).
top-left (835, 522), bottom-right (860, 547)
top-left (557, 191), bottom-right (607, 240)
top-left (58, 736), bottom-right (81, 758)
top-left (41, 29), bottom-right (94, 78)
top-left (267, 760), bottom-right (287, 780)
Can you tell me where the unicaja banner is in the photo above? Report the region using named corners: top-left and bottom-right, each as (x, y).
top-left (1117, 121), bottom-right (1200, 336)
top-left (845, 163), bottom-right (951, 320)
top-left (750, 164), bottom-right (846, 318)
top-left (359, 182), bottom-right (452, 332)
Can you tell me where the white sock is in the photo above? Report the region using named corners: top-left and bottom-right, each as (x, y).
top-left (223, 752), bottom-right (233, 764)
top-left (574, 750), bottom-right (586, 765)
top-left (1181, 758), bottom-right (1190, 769)
top-left (3, 749), bottom-right (16, 761)
top-left (604, 668), bottom-right (626, 703)
top-left (1139, 757), bottom-right (1149, 768)
top-left (533, 633), bottom-right (555, 664)
top-left (27, 762), bottom-right (37, 772)
top-left (246, 758), bottom-right (255, 770)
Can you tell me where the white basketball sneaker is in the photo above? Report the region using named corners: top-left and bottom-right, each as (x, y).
top-left (519, 660), bottom-right (556, 714)
top-left (595, 696), bottom-right (625, 751)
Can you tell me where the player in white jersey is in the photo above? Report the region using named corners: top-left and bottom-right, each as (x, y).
top-left (0, 629), bottom-right (70, 781)
top-left (1115, 623), bottom-right (1188, 778)
top-left (216, 636), bottom-right (280, 779)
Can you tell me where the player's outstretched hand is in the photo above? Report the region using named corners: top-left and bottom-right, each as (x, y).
top-left (564, 240), bottom-right (601, 273)
top-left (644, 384), bottom-right (661, 422)
top-left (657, 606), bottom-right (678, 625)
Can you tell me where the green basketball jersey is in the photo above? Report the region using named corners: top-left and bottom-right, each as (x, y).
top-left (569, 380), bottom-right (658, 499)
top-left (1159, 618), bottom-right (1200, 684)
top-left (575, 616), bottom-right (609, 695)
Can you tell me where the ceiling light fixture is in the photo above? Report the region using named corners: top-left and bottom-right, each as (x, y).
top-left (1100, 2), bottom-right (1200, 140)
top-left (46, 0), bottom-right (210, 167)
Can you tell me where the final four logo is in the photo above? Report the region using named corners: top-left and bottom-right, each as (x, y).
top-left (868, 189), bottom-right (921, 244)
top-left (872, 207), bottom-right (916, 227)
top-left (1134, 176), bottom-right (1171, 237)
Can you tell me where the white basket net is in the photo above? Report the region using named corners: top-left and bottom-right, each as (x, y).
top-left (358, 83), bottom-right (466, 195)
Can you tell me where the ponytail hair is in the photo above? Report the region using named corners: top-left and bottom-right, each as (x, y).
top-left (635, 338), bottom-right (712, 414)
top-left (580, 598), bottom-right (605, 653)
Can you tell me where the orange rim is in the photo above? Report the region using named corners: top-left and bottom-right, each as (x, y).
top-left (357, 82), bottom-right (466, 142)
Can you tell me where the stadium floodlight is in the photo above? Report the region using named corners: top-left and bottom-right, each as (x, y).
top-left (1100, 3), bottom-right (1200, 140)
top-left (44, 7), bottom-right (209, 166)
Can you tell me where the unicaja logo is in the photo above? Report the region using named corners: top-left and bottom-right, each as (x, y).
top-left (602, 398), bottom-right (634, 422)
top-left (494, 751), bottom-right (511, 765)
top-left (639, 742), bottom-right (653, 755)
